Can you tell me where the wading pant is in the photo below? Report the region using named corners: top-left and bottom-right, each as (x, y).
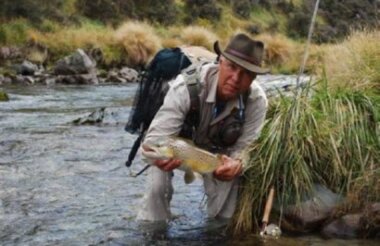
top-left (136, 165), bottom-right (240, 221)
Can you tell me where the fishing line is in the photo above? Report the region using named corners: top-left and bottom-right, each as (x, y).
top-left (296, 0), bottom-right (321, 91)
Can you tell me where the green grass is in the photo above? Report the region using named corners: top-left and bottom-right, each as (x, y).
top-left (0, 19), bottom-right (31, 45)
top-left (230, 77), bottom-right (380, 234)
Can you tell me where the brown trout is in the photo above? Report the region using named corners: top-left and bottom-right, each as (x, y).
top-left (141, 137), bottom-right (222, 184)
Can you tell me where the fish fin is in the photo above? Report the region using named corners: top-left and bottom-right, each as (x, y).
top-left (184, 171), bottom-right (195, 184)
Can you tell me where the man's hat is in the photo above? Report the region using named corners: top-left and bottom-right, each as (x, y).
top-left (214, 33), bottom-right (269, 74)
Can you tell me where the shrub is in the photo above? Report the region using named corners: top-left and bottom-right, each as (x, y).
top-left (0, 19), bottom-right (31, 45)
top-left (184, 0), bottom-right (221, 23)
top-left (76, 0), bottom-right (136, 24)
top-left (322, 29), bottom-right (380, 91)
top-left (0, 0), bottom-right (68, 23)
top-left (180, 26), bottom-right (218, 51)
top-left (232, 0), bottom-right (252, 18)
top-left (114, 21), bottom-right (161, 68)
top-left (135, 0), bottom-right (178, 26)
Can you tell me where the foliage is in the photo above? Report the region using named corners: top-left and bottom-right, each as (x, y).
top-left (231, 81), bottom-right (380, 234)
top-left (0, 0), bottom-right (70, 23)
top-left (183, 0), bottom-right (221, 23)
top-left (27, 20), bottom-right (115, 63)
top-left (76, 0), bottom-right (136, 25)
top-left (179, 26), bottom-right (218, 51)
top-left (0, 19), bottom-right (31, 45)
top-left (114, 21), bottom-right (161, 68)
top-left (0, 91), bottom-right (9, 101)
top-left (232, 0), bottom-right (252, 18)
top-left (135, 0), bottom-right (178, 26)
top-left (321, 29), bottom-right (380, 92)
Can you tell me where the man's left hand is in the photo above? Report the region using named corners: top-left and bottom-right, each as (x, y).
top-left (213, 155), bottom-right (243, 181)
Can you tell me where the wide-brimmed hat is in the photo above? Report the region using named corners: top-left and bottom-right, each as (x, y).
top-left (214, 33), bottom-right (269, 74)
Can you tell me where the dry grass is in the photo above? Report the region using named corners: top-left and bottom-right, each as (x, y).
top-left (321, 29), bottom-right (380, 91)
top-left (27, 21), bottom-right (115, 62)
top-left (114, 21), bottom-right (162, 67)
top-left (179, 26), bottom-right (219, 51)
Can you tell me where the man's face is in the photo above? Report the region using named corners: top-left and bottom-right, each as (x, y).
top-left (217, 56), bottom-right (256, 101)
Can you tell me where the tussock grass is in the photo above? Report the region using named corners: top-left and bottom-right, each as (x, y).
top-left (322, 29), bottom-right (380, 91)
top-left (256, 33), bottom-right (323, 74)
top-left (256, 33), bottom-right (295, 70)
top-left (179, 26), bottom-right (218, 51)
top-left (114, 21), bottom-right (162, 67)
top-left (231, 79), bottom-right (380, 234)
top-left (28, 21), bottom-right (115, 63)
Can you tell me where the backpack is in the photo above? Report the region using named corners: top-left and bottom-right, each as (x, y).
top-left (124, 47), bottom-right (207, 170)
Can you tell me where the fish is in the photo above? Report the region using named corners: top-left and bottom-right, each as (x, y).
top-left (141, 136), bottom-right (222, 184)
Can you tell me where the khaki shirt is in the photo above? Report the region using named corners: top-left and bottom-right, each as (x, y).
top-left (144, 63), bottom-right (268, 168)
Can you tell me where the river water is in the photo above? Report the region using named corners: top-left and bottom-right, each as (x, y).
top-left (0, 81), bottom-right (378, 245)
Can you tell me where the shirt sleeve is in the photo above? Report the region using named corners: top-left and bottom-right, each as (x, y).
top-left (143, 75), bottom-right (191, 145)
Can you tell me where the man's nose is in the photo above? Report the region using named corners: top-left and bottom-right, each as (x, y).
top-left (231, 70), bottom-right (242, 82)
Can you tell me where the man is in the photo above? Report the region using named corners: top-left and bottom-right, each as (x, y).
top-left (137, 33), bottom-right (269, 221)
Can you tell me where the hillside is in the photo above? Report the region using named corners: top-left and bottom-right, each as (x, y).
top-left (0, 0), bottom-right (378, 72)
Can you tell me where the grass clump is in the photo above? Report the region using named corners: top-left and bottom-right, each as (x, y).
top-left (179, 26), bottom-right (219, 51)
top-left (0, 91), bottom-right (9, 101)
top-left (322, 29), bottom-right (380, 91)
top-left (114, 21), bottom-right (162, 68)
top-left (231, 79), bottom-right (379, 234)
top-left (0, 19), bottom-right (31, 45)
top-left (28, 20), bottom-right (115, 63)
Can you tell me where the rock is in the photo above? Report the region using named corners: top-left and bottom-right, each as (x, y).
top-left (0, 46), bottom-right (22, 62)
top-left (106, 67), bottom-right (139, 83)
top-left (14, 60), bottom-right (39, 76)
top-left (322, 214), bottom-right (361, 239)
top-left (322, 202), bottom-right (380, 239)
top-left (119, 67), bottom-right (139, 82)
top-left (55, 73), bottom-right (99, 85)
top-left (358, 202), bottom-right (380, 238)
top-left (73, 108), bottom-right (106, 125)
top-left (53, 49), bottom-right (96, 75)
top-left (281, 184), bottom-right (343, 233)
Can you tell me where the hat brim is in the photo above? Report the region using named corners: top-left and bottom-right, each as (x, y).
top-left (214, 41), bottom-right (270, 74)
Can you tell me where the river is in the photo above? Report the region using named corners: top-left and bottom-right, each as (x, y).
top-left (0, 82), bottom-right (378, 245)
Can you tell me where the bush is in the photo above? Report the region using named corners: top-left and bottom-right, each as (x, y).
top-left (135, 0), bottom-right (178, 26)
top-left (0, 0), bottom-right (67, 23)
top-left (76, 0), bottom-right (136, 25)
top-left (232, 0), bottom-right (252, 18)
top-left (180, 26), bottom-right (218, 51)
top-left (114, 21), bottom-right (161, 68)
top-left (0, 19), bottom-right (31, 45)
top-left (184, 0), bottom-right (221, 23)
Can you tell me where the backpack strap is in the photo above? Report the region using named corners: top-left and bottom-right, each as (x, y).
top-left (178, 66), bottom-right (202, 138)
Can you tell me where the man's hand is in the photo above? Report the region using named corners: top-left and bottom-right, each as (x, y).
top-left (154, 159), bottom-right (182, 172)
top-left (213, 155), bottom-right (242, 181)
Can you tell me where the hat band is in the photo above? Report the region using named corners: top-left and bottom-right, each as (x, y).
top-left (225, 48), bottom-right (260, 66)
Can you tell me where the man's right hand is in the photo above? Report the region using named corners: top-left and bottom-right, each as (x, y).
top-left (154, 159), bottom-right (182, 172)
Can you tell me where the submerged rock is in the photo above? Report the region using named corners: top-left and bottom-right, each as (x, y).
top-left (72, 107), bottom-right (106, 125)
top-left (322, 202), bottom-right (380, 239)
top-left (281, 184), bottom-right (343, 233)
